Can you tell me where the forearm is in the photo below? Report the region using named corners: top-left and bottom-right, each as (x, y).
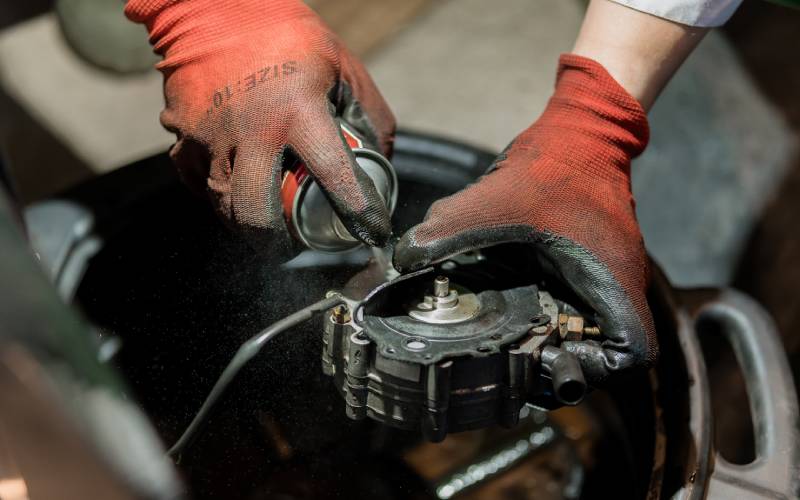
top-left (572, 0), bottom-right (709, 111)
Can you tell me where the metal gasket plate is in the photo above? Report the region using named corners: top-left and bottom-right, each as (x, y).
top-left (359, 277), bottom-right (542, 364)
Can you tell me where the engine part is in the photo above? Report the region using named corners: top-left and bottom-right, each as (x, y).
top-left (280, 121), bottom-right (398, 253)
top-left (322, 265), bottom-right (596, 442)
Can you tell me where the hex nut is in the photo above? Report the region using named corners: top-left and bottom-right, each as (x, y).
top-left (558, 314), bottom-right (584, 341)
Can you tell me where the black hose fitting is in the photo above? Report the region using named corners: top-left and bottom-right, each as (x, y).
top-left (541, 346), bottom-right (587, 406)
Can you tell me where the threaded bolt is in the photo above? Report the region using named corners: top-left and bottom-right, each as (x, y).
top-left (583, 326), bottom-right (601, 337)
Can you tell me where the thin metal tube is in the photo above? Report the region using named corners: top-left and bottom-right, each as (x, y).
top-left (167, 294), bottom-right (345, 460)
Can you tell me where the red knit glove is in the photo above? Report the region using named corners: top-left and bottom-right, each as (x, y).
top-left (126, 0), bottom-right (395, 256)
top-left (394, 55), bottom-right (656, 385)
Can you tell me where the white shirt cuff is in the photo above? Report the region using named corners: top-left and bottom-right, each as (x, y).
top-left (609, 0), bottom-right (743, 27)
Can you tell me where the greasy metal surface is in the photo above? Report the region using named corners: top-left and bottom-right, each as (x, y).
top-left (696, 291), bottom-right (800, 499)
top-left (664, 301), bottom-right (714, 500)
top-left (663, 279), bottom-right (800, 500)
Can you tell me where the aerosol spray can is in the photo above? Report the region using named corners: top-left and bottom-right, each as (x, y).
top-left (281, 121), bottom-right (398, 253)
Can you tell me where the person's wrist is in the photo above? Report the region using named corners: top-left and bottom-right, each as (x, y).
top-left (554, 54), bottom-right (647, 126)
top-left (571, 0), bottom-right (708, 111)
top-left (569, 47), bottom-right (659, 112)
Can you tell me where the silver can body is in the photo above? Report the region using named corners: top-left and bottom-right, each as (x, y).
top-left (281, 123), bottom-right (398, 253)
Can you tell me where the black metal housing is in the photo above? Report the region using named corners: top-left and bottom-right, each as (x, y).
top-left (322, 263), bottom-right (589, 441)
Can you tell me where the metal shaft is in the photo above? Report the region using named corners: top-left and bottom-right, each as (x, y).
top-left (434, 276), bottom-right (449, 297)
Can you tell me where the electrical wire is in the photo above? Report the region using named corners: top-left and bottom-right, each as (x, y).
top-left (167, 294), bottom-right (345, 460)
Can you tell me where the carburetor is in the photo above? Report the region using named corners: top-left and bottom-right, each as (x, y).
top-left (321, 262), bottom-right (600, 442)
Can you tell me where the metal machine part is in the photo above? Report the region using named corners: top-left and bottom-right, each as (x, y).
top-left (280, 122), bottom-right (398, 253)
top-left (322, 266), bottom-right (597, 441)
top-left (669, 287), bottom-right (800, 499)
top-left (407, 276), bottom-right (480, 324)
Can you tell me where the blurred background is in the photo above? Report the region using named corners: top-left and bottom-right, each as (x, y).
top-left (0, 1), bottom-right (799, 498)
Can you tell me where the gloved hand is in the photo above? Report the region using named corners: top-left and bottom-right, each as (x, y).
top-left (126, 0), bottom-right (394, 256)
top-left (394, 55), bottom-right (656, 385)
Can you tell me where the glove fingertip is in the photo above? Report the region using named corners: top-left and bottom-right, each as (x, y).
top-left (328, 175), bottom-right (392, 247)
top-left (393, 227), bottom-right (436, 273)
top-left (348, 208), bottom-right (392, 247)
